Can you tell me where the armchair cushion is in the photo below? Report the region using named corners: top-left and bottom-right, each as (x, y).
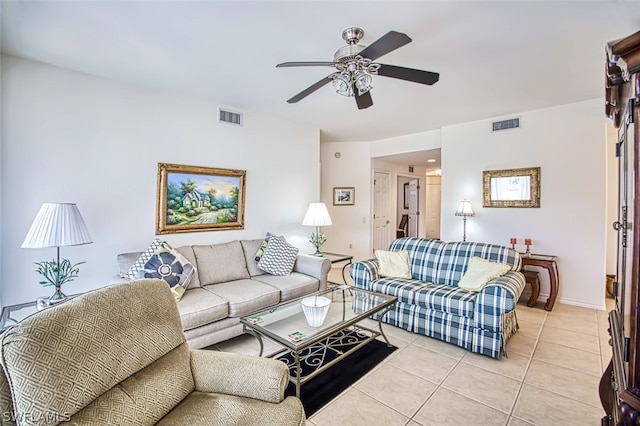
top-left (190, 350), bottom-right (288, 403)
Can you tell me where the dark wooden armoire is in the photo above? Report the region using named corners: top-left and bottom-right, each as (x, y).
top-left (600, 30), bottom-right (640, 425)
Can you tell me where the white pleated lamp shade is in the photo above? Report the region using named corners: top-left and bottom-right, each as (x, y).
top-left (22, 203), bottom-right (93, 248)
top-left (302, 203), bottom-right (332, 227)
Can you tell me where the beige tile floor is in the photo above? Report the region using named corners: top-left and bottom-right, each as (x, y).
top-left (214, 267), bottom-right (613, 426)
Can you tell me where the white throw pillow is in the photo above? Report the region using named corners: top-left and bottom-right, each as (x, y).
top-left (376, 250), bottom-right (412, 279)
top-left (457, 256), bottom-right (511, 291)
top-left (257, 235), bottom-right (299, 276)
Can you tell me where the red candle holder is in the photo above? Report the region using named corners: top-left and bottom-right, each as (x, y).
top-left (510, 238), bottom-right (517, 250)
top-left (524, 238), bottom-right (532, 257)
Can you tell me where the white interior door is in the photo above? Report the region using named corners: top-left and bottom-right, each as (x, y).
top-left (373, 171), bottom-right (391, 253)
top-left (408, 179), bottom-right (419, 237)
top-left (425, 176), bottom-right (441, 239)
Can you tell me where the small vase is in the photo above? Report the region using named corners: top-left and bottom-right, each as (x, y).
top-left (49, 286), bottom-right (67, 304)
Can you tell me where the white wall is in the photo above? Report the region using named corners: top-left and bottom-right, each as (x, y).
top-left (441, 100), bottom-right (608, 309)
top-left (1, 56), bottom-right (321, 306)
top-left (321, 99), bottom-right (611, 309)
top-left (320, 142), bottom-right (371, 261)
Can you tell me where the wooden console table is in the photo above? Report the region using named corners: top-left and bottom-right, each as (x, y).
top-left (521, 253), bottom-right (559, 311)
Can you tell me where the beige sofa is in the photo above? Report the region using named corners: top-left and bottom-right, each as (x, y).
top-left (0, 279), bottom-right (305, 426)
top-left (115, 239), bottom-right (331, 349)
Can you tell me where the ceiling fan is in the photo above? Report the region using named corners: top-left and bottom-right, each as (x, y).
top-left (276, 27), bottom-right (440, 110)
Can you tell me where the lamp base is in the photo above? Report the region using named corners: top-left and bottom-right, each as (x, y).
top-left (48, 287), bottom-right (67, 304)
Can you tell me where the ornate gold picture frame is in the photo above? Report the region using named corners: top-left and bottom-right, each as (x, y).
top-left (482, 167), bottom-right (540, 208)
top-left (156, 163), bottom-right (246, 234)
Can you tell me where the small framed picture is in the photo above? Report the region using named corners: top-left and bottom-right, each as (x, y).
top-left (333, 187), bottom-right (355, 206)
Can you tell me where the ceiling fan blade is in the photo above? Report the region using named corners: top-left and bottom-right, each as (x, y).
top-left (286, 75), bottom-right (334, 103)
top-left (358, 31), bottom-right (412, 61)
top-left (355, 90), bottom-right (373, 110)
top-left (277, 62), bottom-right (336, 68)
top-left (377, 64), bottom-right (440, 85)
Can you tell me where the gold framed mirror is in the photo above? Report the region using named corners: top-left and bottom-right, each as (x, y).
top-left (482, 167), bottom-right (540, 208)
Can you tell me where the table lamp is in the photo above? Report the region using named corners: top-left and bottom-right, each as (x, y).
top-left (455, 199), bottom-right (475, 242)
top-left (21, 203), bottom-right (93, 304)
top-left (302, 202), bottom-right (332, 255)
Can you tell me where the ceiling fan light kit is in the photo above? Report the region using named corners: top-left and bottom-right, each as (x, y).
top-left (276, 27), bottom-right (440, 109)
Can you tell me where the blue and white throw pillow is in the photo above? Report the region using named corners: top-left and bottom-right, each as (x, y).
top-left (126, 238), bottom-right (163, 279)
top-left (254, 232), bottom-right (275, 262)
top-left (257, 235), bottom-right (299, 276)
top-left (135, 241), bottom-right (196, 301)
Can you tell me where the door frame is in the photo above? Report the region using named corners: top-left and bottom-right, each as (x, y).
top-left (371, 169), bottom-right (392, 254)
top-left (396, 173), bottom-right (424, 238)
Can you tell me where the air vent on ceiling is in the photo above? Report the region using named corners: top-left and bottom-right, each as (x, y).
top-left (218, 108), bottom-right (243, 126)
top-left (492, 117), bottom-right (520, 132)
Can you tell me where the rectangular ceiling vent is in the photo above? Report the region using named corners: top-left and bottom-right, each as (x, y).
top-left (218, 108), bottom-right (243, 126)
top-left (492, 117), bottom-right (520, 132)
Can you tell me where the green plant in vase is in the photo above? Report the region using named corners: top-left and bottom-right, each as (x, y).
top-left (309, 232), bottom-right (327, 255)
top-left (34, 257), bottom-right (85, 304)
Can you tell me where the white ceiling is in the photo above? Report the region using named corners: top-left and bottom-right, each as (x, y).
top-left (2, 1), bottom-right (640, 147)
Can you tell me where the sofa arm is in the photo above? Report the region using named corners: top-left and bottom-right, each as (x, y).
top-left (293, 254), bottom-right (331, 291)
top-left (349, 259), bottom-right (380, 291)
top-left (474, 271), bottom-right (526, 332)
top-left (190, 350), bottom-right (289, 403)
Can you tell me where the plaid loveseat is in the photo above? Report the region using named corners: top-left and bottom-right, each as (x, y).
top-left (350, 238), bottom-right (526, 358)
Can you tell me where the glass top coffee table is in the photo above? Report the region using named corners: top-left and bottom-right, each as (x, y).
top-left (240, 286), bottom-right (397, 397)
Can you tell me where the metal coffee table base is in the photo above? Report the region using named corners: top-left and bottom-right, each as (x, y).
top-left (246, 308), bottom-right (394, 398)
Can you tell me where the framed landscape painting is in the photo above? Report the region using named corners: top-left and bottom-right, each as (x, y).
top-left (156, 163), bottom-right (246, 234)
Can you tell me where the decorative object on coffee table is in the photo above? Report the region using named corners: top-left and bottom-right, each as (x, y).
top-left (455, 199), bottom-right (475, 242)
top-left (21, 203), bottom-right (92, 304)
top-left (301, 295), bottom-right (331, 327)
top-left (302, 202), bottom-right (332, 255)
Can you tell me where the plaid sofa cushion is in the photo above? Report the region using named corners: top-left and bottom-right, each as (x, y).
top-left (433, 241), bottom-right (521, 287)
top-left (371, 278), bottom-right (476, 318)
top-left (389, 238), bottom-right (444, 283)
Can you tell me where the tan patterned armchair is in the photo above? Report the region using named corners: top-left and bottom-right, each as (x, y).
top-left (0, 279), bottom-right (304, 426)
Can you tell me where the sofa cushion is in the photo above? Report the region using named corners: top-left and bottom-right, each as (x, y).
top-left (389, 238), bottom-right (445, 283)
top-left (135, 241), bottom-right (196, 301)
top-left (371, 278), bottom-right (477, 318)
top-left (252, 272), bottom-right (320, 302)
top-left (126, 238), bottom-right (163, 279)
top-left (433, 242), bottom-right (519, 286)
top-left (177, 287), bottom-right (229, 331)
top-left (240, 239), bottom-right (266, 277)
top-left (257, 236), bottom-right (299, 276)
top-left (376, 250), bottom-right (412, 278)
top-left (457, 256), bottom-right (511, 291)
top-left (193, 241), bottom-right (250, 285)
top-left (204, 279), bottom-right (280, 317)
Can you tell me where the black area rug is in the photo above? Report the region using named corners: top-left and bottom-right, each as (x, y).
top-left (276, 329), bottom-right (397, 417)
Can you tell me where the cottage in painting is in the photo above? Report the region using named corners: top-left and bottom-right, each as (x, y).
top-left (182, 191), bottom-right (211, 208)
